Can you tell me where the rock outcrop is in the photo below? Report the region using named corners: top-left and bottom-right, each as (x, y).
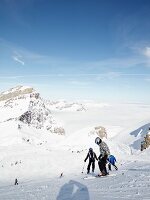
top-left (141, 132), bottom-right (150, 151)
top-left (89, 126), bottom-right (107, 139)
top-left (0, 86), bottom-right (35, 101)
top-left (18, 98), bottom-right (65, 135)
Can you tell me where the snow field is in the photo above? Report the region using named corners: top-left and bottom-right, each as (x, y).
top-left (0, 90), bottom-right (150, 199)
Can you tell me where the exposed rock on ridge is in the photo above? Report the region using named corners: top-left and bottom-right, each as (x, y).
top-left (0, 86), bottom-right (34, 101)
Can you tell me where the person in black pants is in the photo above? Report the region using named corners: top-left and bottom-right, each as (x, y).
top-left (84, 148), bottom-right (98, 174)
top-left (95, 137), bottom-right (110, 176)
top-left (98, 154), bottom-right (108, 176)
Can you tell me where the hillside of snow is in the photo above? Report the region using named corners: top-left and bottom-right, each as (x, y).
top-left (0, 86), bottom-right (150, 199)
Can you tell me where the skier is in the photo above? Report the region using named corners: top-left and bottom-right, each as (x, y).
top-left (95, 137), bottom-right (110, 176)
top-left (107, 155), bottom-right (118, 171)
top-left (84, 148), bottom-right (98, 174)
top-left (14, 178), bottom-right (18, 185)
top-left (18, 124), bottom-right (21, 129)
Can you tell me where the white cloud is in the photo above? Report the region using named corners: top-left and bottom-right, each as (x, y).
top-left (142, 47), bottom-right (150, 58)
top-left (12, 55), bottom-right (25, 65)
top-left (0, 73), bottom-right (150, 80)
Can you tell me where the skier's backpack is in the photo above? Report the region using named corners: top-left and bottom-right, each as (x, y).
top-left (89, 151), bottom-right (95, 161)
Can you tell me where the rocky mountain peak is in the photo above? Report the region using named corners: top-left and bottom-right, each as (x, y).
top-left (0, 85), bottom-right (36, 102)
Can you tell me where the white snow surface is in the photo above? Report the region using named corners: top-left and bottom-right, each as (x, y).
top-left (0, 91), bottom-right (150, 200)
top-left (45, 100), bottom-right (86, 112)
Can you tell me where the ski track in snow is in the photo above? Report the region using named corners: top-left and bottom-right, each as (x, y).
top-left (0, 161), bottom-right (150, 200)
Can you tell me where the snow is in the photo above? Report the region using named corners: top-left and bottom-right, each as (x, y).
top-left (0, 87), bottom-right (150, 199)
top-left (45, 100), bottom-right (86, 112)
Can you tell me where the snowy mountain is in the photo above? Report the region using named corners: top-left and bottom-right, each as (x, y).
top-left (0, 85), bottom-right (35, 102)
top-left (45, 100), bottom-right (86, 111)
top-left (0, 86), bottom-right (65, 135)
top-left (0, 87), bottom-right (150, 199)
top-left (0, 86), bottom-right (36, 121)
top-left (18, 98), bottom-right (65, 134)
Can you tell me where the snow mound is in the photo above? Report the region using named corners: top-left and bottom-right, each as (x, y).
top-left (114, 122), bottom-right (150, 152)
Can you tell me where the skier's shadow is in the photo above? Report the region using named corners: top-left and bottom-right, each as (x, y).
top-left (56, 180), bottom-right (90, 200)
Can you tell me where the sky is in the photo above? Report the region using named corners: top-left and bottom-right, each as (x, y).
top-left (0, 0), bottom-right (150, 103)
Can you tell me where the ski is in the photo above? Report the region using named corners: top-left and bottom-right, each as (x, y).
top-left (83, 174), bottom-right (116, 180)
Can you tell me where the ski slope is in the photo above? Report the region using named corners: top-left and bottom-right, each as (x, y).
top-left (0, 88), bottom-right (150, 199)
top-left (0, 159), bottom-right (150, 200)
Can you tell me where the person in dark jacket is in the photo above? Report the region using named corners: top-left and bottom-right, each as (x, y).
top-left (84, 148), bottom-right (98, 174)
top-left (14, 178), bottom-right (18, 185)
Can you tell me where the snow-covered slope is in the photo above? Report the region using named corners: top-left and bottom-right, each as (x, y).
top-left (0, 87), bottom-right (150, 199)
top-left (114, 122), bottom-right (150, 152)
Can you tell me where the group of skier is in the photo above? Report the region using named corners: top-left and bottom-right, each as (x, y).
top-left (84, 137), bottom-right (118, 176)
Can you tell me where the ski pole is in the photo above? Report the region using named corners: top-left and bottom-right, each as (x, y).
top-left (81, 162), bottom-right (85, 173)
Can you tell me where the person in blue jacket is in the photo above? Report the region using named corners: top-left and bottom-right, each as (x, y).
top-left (107, 155), bottom-right (118, 171)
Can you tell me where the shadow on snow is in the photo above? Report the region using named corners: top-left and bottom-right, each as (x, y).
top-left (57, 180), bottom-right (90, 200)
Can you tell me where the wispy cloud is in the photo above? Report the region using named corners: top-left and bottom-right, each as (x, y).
top-left (95, 72), bottom-right (121, 80)
top-left (2, 37), bottom-right (150, 74)
top-left (12, 51), bottom-right (25, 65)
top-left (143, 47), bottom-right (150, 58)
top-left (12, 56), bottom-right (24, 65)
top-left (1, 72), bottom-right (150, 94)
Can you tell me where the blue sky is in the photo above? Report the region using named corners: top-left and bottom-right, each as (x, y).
top-left (0, 0), bottom-right (150, 103)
